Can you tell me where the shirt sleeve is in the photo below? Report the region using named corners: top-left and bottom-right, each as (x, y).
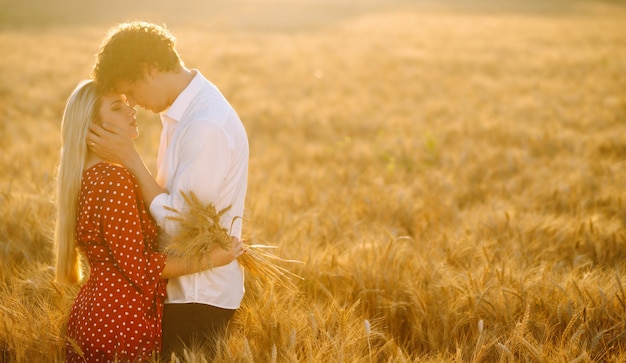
top-left (99, 168), bottom-right (167, 298)
top-left (150, 120), bottom-right (233, 237)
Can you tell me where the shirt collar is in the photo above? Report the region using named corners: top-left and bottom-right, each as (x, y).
top-left (163, 69), bottom-right (206, 122)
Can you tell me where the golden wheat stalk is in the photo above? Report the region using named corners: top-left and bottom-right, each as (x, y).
top-left (238, 244), bottom-right (304, 291)
top-left (66, 336), bottom-right (85, 359)
top-left (165, 191), bottom-right (303, 290)
top-left (163, 191), bottom-right (232, 269)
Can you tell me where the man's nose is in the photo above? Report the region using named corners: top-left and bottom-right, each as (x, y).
top-left (127, 97), bottom-right (138, 107)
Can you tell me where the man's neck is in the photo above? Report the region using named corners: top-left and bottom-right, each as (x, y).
top-left (166, 67), bottom-right (195, 107)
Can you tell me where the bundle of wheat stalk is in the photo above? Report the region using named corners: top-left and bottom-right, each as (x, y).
top-left (164, 191), bottom-right (303, 290)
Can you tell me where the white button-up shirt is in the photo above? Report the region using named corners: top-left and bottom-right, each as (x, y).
top-left (149, 70), bottom-right (248, 309)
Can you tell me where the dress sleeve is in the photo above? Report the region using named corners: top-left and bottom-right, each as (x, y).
top-left (99, 168), bottom-right (167, 298)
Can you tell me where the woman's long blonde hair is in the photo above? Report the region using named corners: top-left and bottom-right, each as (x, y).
top-left (55, 80), bottom-right (101, 284)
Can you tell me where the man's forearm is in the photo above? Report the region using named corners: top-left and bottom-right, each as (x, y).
top-left (125, 152), bottom-right (166, 207)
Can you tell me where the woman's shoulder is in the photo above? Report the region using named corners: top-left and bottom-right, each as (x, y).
top-left (84, 162), bottom-right (136, 188)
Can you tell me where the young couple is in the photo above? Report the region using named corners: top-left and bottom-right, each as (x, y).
top-left (55, 21), bottom-right (249, 362)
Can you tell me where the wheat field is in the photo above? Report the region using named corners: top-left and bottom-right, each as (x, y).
top-left (1, 0), bottom-right (626, 361)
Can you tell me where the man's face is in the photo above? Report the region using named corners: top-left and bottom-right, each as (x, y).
top-left (116, 71), bottom-right (168, 113)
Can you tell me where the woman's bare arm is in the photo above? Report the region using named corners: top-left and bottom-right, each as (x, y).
top-left (160, 236), bottom-right (245, 279)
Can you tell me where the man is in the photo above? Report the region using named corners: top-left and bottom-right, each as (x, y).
top-left (88, 21), bottom-right (248, 355)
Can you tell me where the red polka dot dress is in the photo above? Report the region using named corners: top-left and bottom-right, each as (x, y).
top-left (66, 162), bottom-right (168, 363)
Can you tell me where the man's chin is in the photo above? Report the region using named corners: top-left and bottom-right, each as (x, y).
top-left (148, 106), bottom-right (167, 113)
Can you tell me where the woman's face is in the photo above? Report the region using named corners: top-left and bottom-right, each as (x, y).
top-left (98, 93), bottom-right (138, 139)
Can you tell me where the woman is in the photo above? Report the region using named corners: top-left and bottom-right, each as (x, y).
top-left (54, 80), bottom-right (243, 362)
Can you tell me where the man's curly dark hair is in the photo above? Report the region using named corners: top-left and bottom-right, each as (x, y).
top-left (92, 21), bottom-right (182, 93)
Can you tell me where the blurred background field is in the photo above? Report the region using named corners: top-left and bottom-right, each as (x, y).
top-left (1, 0), bottom-right (626, 361)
